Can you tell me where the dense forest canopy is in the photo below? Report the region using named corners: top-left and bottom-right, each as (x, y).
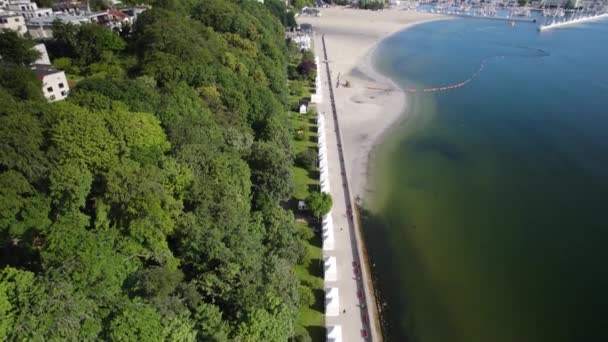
top-left (0, 0), bottom-right (310, 340)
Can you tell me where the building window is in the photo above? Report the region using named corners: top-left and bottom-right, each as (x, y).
top-left (14, 18), bottom-right (19, 22)
top-left (58, 83), bottom-right (64, 89)
top-left (47, 87), bottom-right (53, 92)
top-left (61, 91), bottom-right (67, 96)
top-left (50, 95), bottom-right (56, 101)
top-left (38, 13), bottom-right (41, 17)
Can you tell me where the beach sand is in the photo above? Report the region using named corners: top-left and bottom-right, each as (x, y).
top-left (300, 7), bottom-right (444, 199)
top-left (298, 7), bottom-right (444, 341)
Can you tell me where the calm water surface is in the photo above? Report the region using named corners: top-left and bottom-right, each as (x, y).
top-left (365, 18), bottom-right (608, 342)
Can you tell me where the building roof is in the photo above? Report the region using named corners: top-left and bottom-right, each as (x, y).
top-left (0, 11), bottom-right (21, 18)
top-left (31, 64), bottom-right (63, 79)
top-left (27, 12), bottom-right (90, 26)
top-left (108, 9), bottom-right (128, 19)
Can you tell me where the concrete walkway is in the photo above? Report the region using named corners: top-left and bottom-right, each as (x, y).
top-left (316, 32), bottom-right (380, 342)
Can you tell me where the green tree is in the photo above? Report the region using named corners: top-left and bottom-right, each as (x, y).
top-left (50, 22), bottom-right (125, 66)
top-left (0, 66), bottom-right (43, 101)
top-left (306, 192), bottom-right (333, 218)
top-left (0, 267), bottom-right (36, 340)
top-left (0, 31), bottom-right (41, 65)
top-left (109, 302), bottom-right (165, 342)
top-left (296, 148), bottom-right (317, 171)
top-left (248, 141), bottom-right (294, 204)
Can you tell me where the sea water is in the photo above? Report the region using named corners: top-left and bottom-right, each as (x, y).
top-left (365, 18), bottom-right (608, 342)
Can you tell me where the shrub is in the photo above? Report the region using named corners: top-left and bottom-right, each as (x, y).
top-left (298, 285), bottom-right (315, 307)
top-left (296, 148), bottom-right (317, 171)
top-left (306, 192), bottom-right (332, 219)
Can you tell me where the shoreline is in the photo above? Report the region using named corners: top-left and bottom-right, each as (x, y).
top-left (300, 8), bottom-right (447, 200)
top-left (300, 8), bottom-right (446, 341)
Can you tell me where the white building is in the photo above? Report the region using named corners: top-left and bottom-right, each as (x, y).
top-left (7, 0), bottom-right (52, 20)
top-left (33, 43), bottom-right (50, 65)
top-left (0, 11), bottom-right (26, 35)
top-left (31, 64), bottom-right (69, 102)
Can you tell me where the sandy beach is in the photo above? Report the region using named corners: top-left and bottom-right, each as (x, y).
top-left (299, 7), bottom-right (444, 341)
top-left (300, 7), bottom-right (444, 198)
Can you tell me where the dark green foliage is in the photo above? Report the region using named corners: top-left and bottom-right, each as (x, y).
top-left (286, 10), bottom-right (298, 28)
top-left (249, 141), bottom-right (294, 204)
top-left (0, 0), bottom-right (304, 340)
top-left (306, 192), bottom-right (333, 218)
top-left (290, 326), bottom-right (313, 342)
top-left (298, 284), bottom-right (315, 307)
top-left (72, 76), bottom-right (160, 113)
top-left (49, 22), bottom-right (126, 66)
top-left (0, 31), bottom-right (41, 65)
top-left (358, 0), bottom-right (386, 10)
top-left (296, 148), bottom-right (318, 171)
top-left (0, 66), bottom-right (43, 101)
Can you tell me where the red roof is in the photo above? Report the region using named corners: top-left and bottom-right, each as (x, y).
top-left (108, 9), bottom-right (128, 19)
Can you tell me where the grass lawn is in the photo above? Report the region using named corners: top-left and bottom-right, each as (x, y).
top-left (295, 221), bottom-right (325, 341)
top-left (289, 101), bottom-right (325, 340)
top-left (288, 52), bottom-right (325, 341)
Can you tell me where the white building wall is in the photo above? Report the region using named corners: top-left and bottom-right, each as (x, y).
top-left (0, 13), bottom-right (27, 35)
top-left (33, 43), bottom-right (51, 65)
top-left (42, 71), bottom-right (69, 102)
top-left (7, 0), bottom-right (52, 20)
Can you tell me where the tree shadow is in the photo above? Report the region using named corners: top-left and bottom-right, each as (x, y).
top-left (307, 183), bottom-right (319, 194)
top-left (307, 257), bottom-right (323, 278)
top-left (306, 326), bottom-right (326, 342)
top-left (312, 288), bottom-right (325, 312)
top-left (308, 169), bottom-right (320, 181)
top-left (308, 135), bottom-right (318, 144)
top-left (0, 231), bottom-right (42, 272)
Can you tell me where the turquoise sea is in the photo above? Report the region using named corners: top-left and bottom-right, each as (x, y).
top-left (364, 18), bottom-right (608, 342)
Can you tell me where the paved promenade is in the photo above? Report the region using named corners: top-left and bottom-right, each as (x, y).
top-left (316, 32), bottom-right (381, 342)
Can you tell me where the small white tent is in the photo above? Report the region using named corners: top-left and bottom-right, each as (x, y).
top-left (325, 287), bottom-right (340, 317)
top-left (322, 220), bottom-right (334, 250)
top-left (321, 179), bottom-right (330, 193)
top-left (327, 325), bottom-right (343, 342)
top-left (322, 214), bottom-right (333, 231)
top-left (324, 256), bottom-right (337, 282)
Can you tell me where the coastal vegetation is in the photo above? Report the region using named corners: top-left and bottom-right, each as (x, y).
top-left (0, 0), bottom-right (324, 340)
top-left (286, 38), bottom-right (326, 341)
top-left (357, 0), bottom-right (386, 10)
